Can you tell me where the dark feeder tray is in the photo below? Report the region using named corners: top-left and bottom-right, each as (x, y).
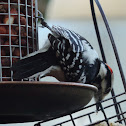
top-left (0, 81), bottom-right (98, 124)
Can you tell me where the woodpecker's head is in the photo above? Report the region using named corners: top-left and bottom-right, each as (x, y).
top-left (93, 61), bottom-right (114, 109)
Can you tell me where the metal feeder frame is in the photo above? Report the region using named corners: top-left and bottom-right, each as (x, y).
top-left (0, 0), bottom-right (38, 81)
top-left (34, 0), bottom-right (126, 126)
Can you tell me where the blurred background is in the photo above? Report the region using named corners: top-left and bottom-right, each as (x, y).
top-left (1, 0), bottom-right (126, 126)
top-left (38, 0), bottom-right (126, 19)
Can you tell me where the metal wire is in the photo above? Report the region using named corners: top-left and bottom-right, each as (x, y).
top-left (0, 0), bottom-right (38, 81)
top-left (90, 0), bottom-right (122, 123)
top-left (94, 0), bottom-right (126, 90)
top-left (69, 114), bottom-right (76, 126)
top-left (34, 0), bottom-right (126, 125)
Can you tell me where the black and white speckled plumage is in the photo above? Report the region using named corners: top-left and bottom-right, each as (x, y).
top-left (49, 26), bottom-right (100, 84)
top-left (12, 25), bottom-right (114, 110)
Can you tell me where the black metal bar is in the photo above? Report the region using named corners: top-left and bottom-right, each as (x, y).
top-left (111, 88), bottom-right (120, 120)
top-left (71, 99), bottom-right (126, 123)
top-left (52, 119), bottom-right (71, 126)
top-left (85, 111), bottom-right (126, 126)
top-left (94, 0), bottom-right (126, 91)
top-left (101, 92), bottom-right (125, 103)
top-left (36, 92), bottom-right (126, 126)
top-left (118, 103), bottom-right (126, 125)
top-left (115, 117), bottom-right (126, 123)
top-left (69, 114), bottom-right (76, 126)
top-left (73, 92), bottom-right (125, 114)
top-left (108, 111), bottom-right (126, 120)
top-left (99, 102), bottom-right (110, 126)
top-left (88, 114), bottom-right (92, 123)
top-left (88, 2), bottom-right (108, 121)
top-left (53, 111), bottom-right (126, 126)
top-left (90, 0), bottom-right (122, 123)
top-left (90, 1), bottom-right (106, 62)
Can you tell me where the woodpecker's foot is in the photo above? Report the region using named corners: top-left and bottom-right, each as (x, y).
top-left (96, 101), bottom-right (101, 113)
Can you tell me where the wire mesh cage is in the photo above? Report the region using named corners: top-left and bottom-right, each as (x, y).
top-left (33, 0), bottom-right (126, 126)
top-left (0, 0), bottom-right (38, 81)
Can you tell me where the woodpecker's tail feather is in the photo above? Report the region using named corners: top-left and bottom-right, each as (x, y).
top-left (12, 49), bottom-right (57, 80)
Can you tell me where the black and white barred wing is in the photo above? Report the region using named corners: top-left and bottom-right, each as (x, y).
top-left (49, 26), bottom-right (100, 83)
top-left (52, 26), bottom-right (85, 53)
top-left (48, 26), bottom-right (87, 82)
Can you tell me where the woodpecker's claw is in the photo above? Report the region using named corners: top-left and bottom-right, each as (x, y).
top-left (96, 101), bottom-right (101, 113)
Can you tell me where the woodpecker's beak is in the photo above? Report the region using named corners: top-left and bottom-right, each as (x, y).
top-left (36, 11), bottom-right (52, 32)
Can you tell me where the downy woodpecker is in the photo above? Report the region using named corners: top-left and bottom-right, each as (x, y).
top-left (12, 14), bottom-right (114, 113)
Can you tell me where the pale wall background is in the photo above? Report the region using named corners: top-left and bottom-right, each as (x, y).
top-left (46, 0), bottom-right (126, 19)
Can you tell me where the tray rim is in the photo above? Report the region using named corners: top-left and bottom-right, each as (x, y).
top-left (0, 81), bottom-right (98, 92)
